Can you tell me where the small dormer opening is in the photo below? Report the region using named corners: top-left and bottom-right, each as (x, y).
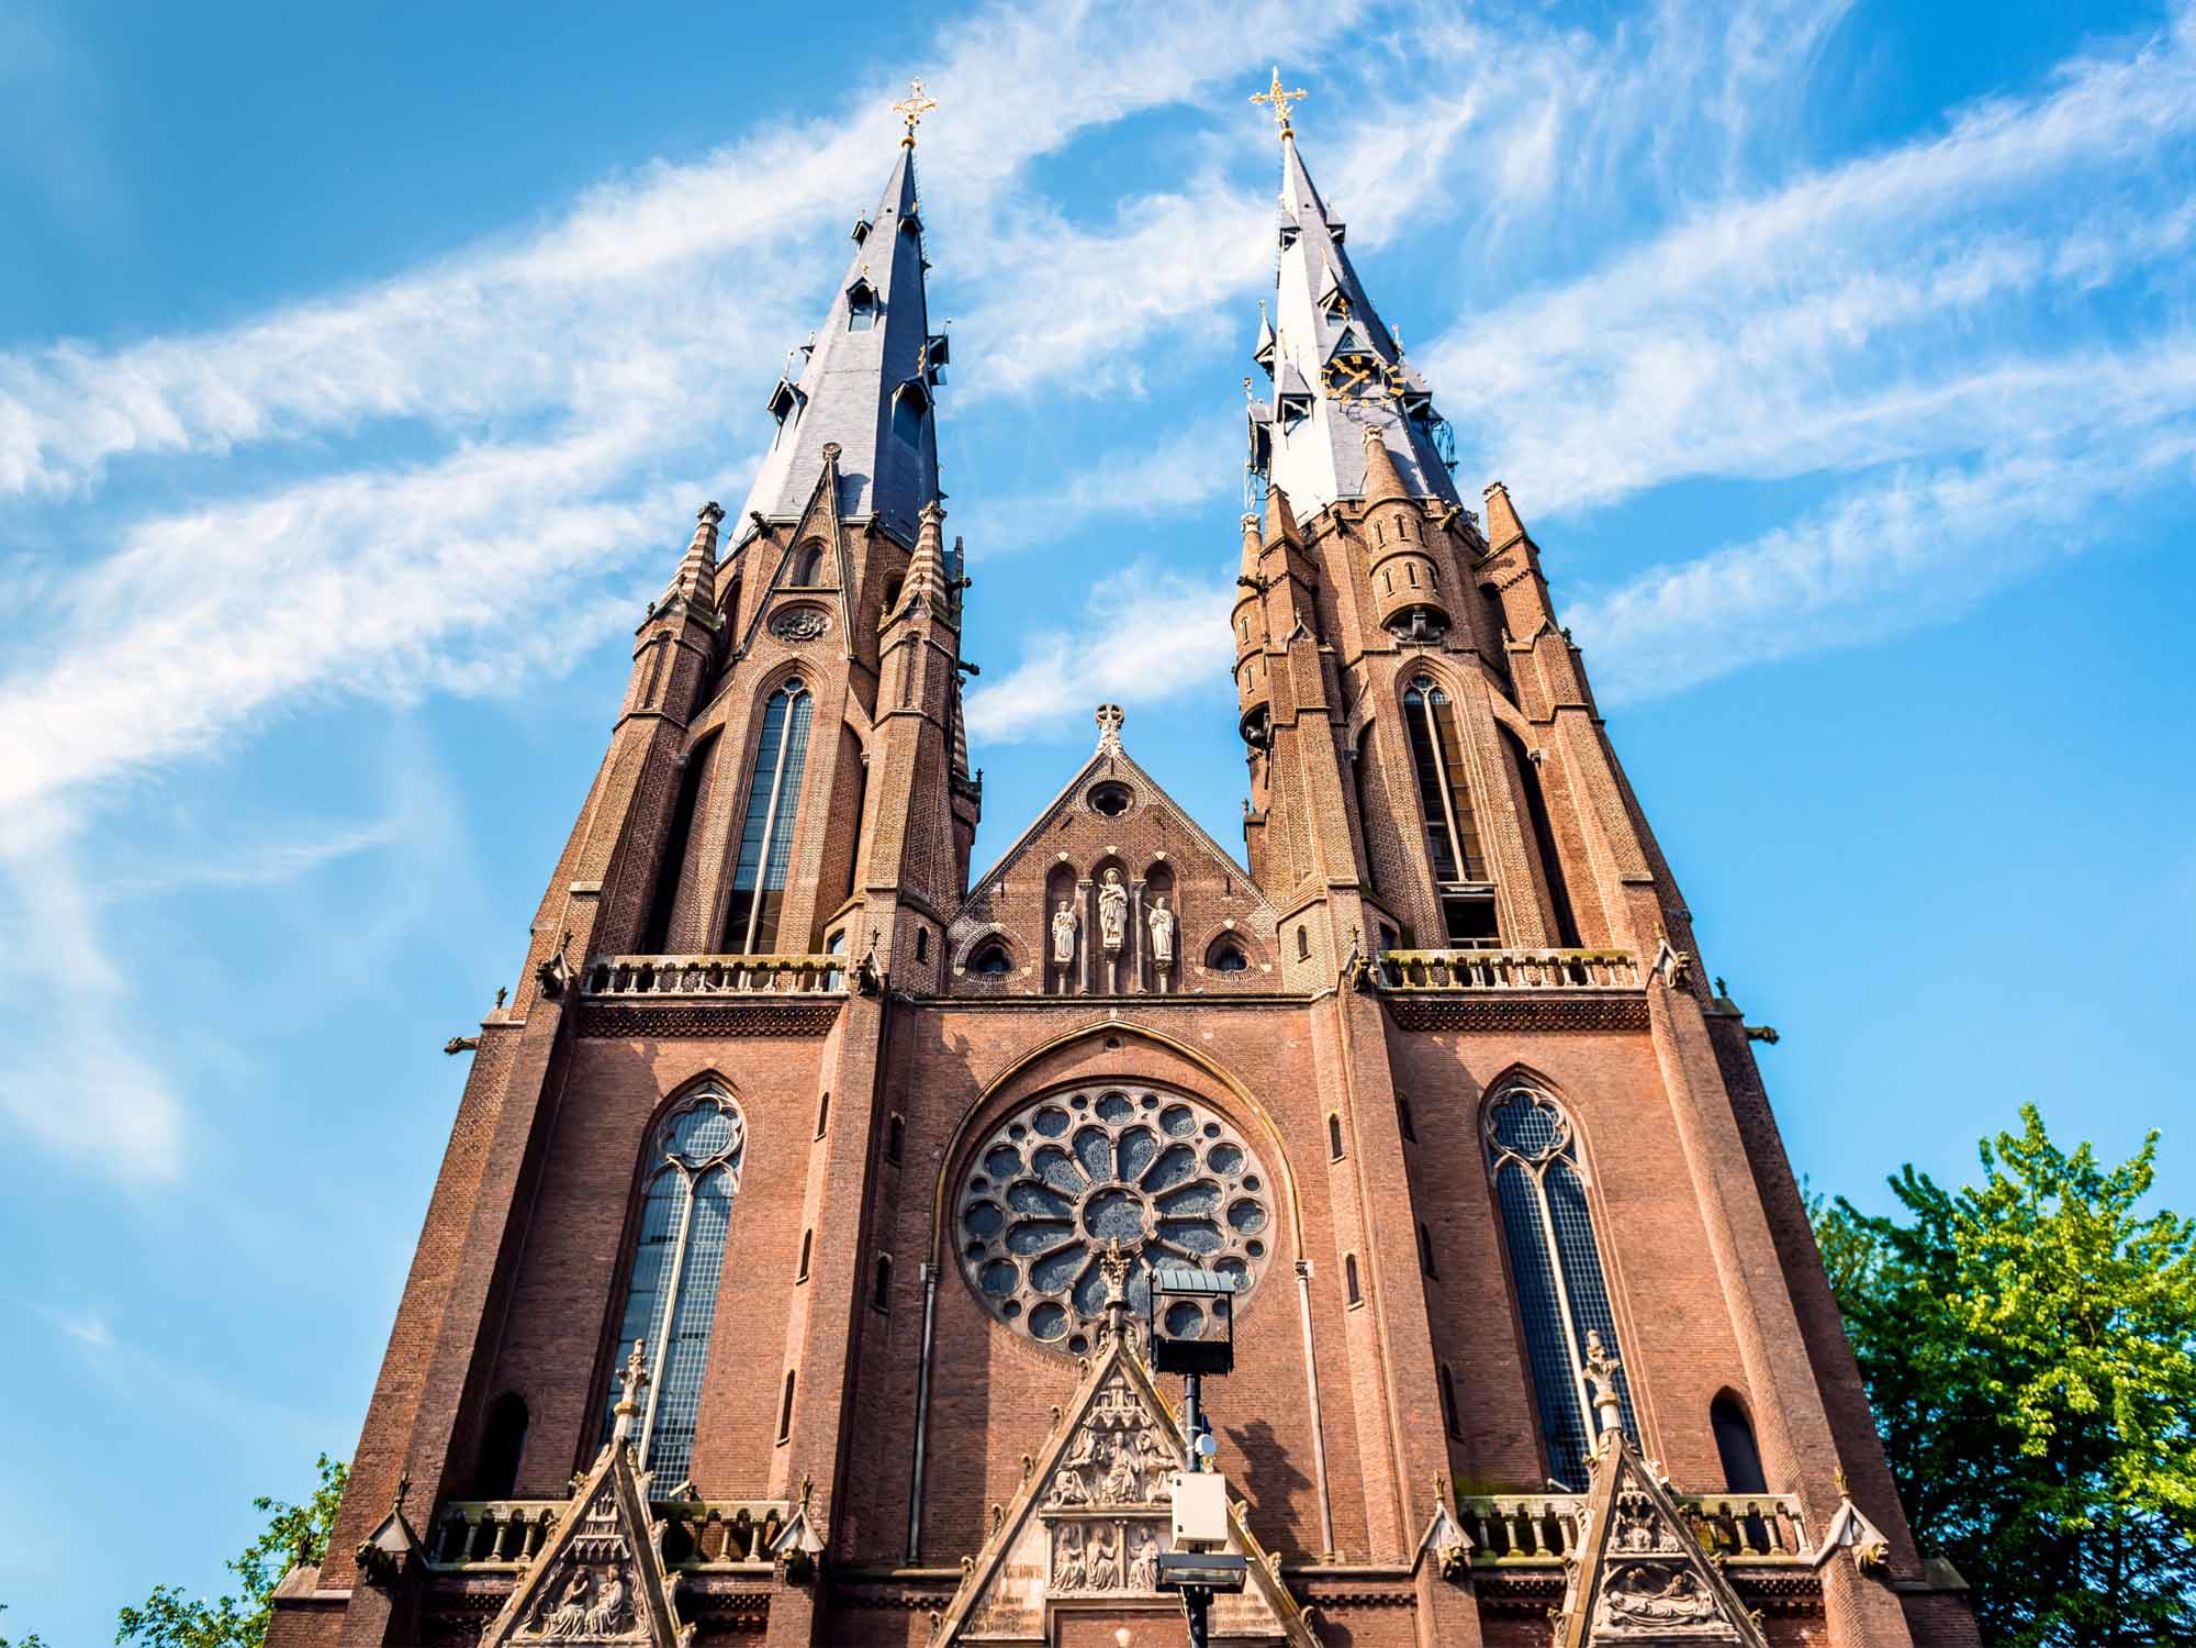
top-left (1278, 396), bottom-right (1311, 435)
top-left (847, 280), bottom-right (879, 330)
top-left (892, 381), bottom-right (930, 447)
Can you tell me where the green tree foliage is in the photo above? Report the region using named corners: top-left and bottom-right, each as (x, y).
top-left (1815, 1104), bottom-right (2196, 1646)
top-left (116, 1454), bottom-right (348, 1648)
top-left (0, 1603), bottom-right (51, 1648)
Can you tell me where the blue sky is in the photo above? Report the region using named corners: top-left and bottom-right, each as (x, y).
top-left (3, 0), bottom-right (2194, 1639)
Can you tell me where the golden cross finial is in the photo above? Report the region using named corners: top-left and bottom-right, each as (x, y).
top-left (894, 78), bottom-right (939, 145)
top-left (1250, 66), bottom-right (1308, 140)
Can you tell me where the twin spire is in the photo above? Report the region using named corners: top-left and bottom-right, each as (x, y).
top-left (736, 88), bottom-right (948, 551)
top-left (729, 70), bottom-right (1450, 571)
top-left (1247, 68), bottom-right (1455, 517)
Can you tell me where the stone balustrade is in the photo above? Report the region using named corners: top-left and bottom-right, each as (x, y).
top-left (1377, 947), bottom-right (1639, 992)
top-left (583, 954), bottom-right (846, 998)
top-left (1459, 1492), bottom-right (1806, 1564)
top-left (430, 1498), bottom-right (791, 1571)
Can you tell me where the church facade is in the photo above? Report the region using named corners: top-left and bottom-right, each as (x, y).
top-left (267, 89), bottom-right (1978, 1648)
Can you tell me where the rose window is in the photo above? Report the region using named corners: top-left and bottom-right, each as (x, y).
top-left (957, 1087), bottom-right (1274, 1355)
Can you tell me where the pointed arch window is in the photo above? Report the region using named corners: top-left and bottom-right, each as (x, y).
top-left (1484, 1086), bottom-right (1637, 1490)
top-left (723, 679), bottom-right (813, 952)
top-left (601, 1087), bottom-right (745, 1487)
top-left (1403, 676), bottom-right (1497, 947)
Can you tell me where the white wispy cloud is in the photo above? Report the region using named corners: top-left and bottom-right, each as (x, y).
top-left (964, 562), bottom-right (1236, 744)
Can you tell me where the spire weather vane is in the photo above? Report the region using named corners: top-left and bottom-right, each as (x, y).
top-left (1250, 66), bottom-right (1308, 140)
top-left (894, 78), bottom-right (939, 144)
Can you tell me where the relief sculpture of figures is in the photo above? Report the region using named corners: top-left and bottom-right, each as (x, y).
top-left (1086, 1522), bottom-right (1123, 1590)
top-left (1101, 1436), bottom-right (1141, 1506)
top-left (1051, 1525), bottom-right (1085, 1591)
top-left (1129, 1526), bottom-right (1160, 1591)
top-left (1097, 868), bottom-right (1129, 952)
top-left (1050, 899), bottom-right (1079, 967)
top-left (1147, 895), bottom-right (1176, 967)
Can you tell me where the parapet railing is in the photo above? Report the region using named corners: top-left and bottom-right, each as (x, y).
top-left (1458, 1492), bottom-right (1807, 1564)
top-left (583, 954), bottom-right (846, 998)
top-left (1377, 948), bottom-right (1640, 992)
top-left (429, 1498), bottom-right (792, 1571)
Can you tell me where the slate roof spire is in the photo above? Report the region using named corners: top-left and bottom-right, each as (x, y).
top-left (736, 118), bottom-right (948, 549)
top-left (1246, 81), bottom-right (1457, 517)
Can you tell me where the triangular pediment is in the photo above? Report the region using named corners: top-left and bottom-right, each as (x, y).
top-left (1557, 1439), bottom-right (1768, 1648)
top-left (933, 1329), bottom-right (1316, 1645)
top-left (478, 1440), bottom-right (687, 1648)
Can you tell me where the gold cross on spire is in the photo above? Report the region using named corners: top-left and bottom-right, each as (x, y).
top-left (1250, 66), bottom-right (1308, 141)
top-left (894, 78), bottom-right (939, 146)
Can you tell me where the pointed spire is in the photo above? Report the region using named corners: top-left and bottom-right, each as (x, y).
top-left (1239, 511), bottom-right (1264, 581)
top-left (1248, 84), bottom-right (1457, 516)
top-left (737, 117), bottom-right (944, 548)
top-left (1361, 426), bottom-right (1409, 507)
top-left (661, 501), bottom-right (722, 610)
top-left (1482, 479), bottom-right (1526, 551)
top-left (896, 498), bottom-right (952, 619)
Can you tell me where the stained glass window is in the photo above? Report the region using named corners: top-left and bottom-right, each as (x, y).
top-left (955, 1086), bottom-right (1273, 1356)
top-left (601, 1088), bottom-right (745, 1488)
top-left (723, 680), bottom-right (813, 952)
top-left (1484, 1086), bottom-right (1637, 1489)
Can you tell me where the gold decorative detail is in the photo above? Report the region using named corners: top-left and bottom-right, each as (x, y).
top-left (894, 78), bottom-right (939, 144)
top-left (1250, 66), bottom-right (1308, 140)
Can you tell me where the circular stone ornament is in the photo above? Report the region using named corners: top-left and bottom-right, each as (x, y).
top-left (769, 605), bottom-right (830, 642)
top-left (955, 1086), bottom-right (1273, 1354)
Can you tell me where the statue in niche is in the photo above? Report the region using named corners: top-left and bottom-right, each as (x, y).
top-left (1050, 900), bottom-right (1080, 967)
top-left (1097, 868), bottom-right (1129, 952)
top-left (1086, 1522), bottom-right (1123, 1590)
top-left (1101, 1438), bottom-right (1141, 1506)
top-left (1147, 896), bottom-right (1176, 968)
top-left (1130, 1527), bottom-right (1160, 1591)
top-left (1052, 1524), bottom-right (1085, 1590)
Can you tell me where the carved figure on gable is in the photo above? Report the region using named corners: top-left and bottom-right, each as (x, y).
top-left (1600, 1560), bottom-right (1717, 1627)
top-left (1101, 1437), bottom-right (1141, 1506)
top-left (1147, 895), bottom-right (1176, 967)
top-left (1051, 1524), bottom-right (1085, 1591)
top-left (537, 1569), bottom-right (593, 1638)
top-left (1049, 1466), bottom-right (1089, 1507)
top-left (1129, 1526), bottom-right (1160, 1591)
top-left (584, 1568), bottom-right (628, 1636)
top-left (1097, 869), bottom-right (1129, 952)
top-left (1086, 1522), bottom-right (1123, 1590)
top-left (1051, 900), bottom-right (1080, 967)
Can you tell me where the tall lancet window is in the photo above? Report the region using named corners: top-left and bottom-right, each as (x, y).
top-left (723, 679), bottom-right (813, 952)
top-left (1402, 676), bottom-right (1497, 946)
top-left (602, 1087), bottom-right (745, 1487)
top-left (1483, 1085), bottom-right (1637, 1490)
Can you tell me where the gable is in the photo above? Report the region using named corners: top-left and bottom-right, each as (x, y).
top-left (946, 708), bottom-right (1281, 995)
top-left (932, 1328), bottom-right (1316, 1645)
top-left (1556, 1437), bottom-right (1770, 1648)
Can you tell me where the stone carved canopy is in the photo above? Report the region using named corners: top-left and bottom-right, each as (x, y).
top-left (955, 1085), bottom-right (1274, 1354)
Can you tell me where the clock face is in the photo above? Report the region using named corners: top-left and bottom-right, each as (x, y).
top-left (1322, 352), bottom-right (1381, 399)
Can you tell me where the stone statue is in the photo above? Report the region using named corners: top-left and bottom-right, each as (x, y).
top-left (1147, 896), bottom-right (1176, 967)
top-left (1583, 1328), bottom-right (1625, 1447)
top-left (1052, 1524), bottom-right (1085, 1590)
top-left (1097, 869), bottom-right (1129, 953)
top-left (1129, 1526), bottom-right (1160, 1591)
top-left (1050, 900), bottom-right (1079, 967)
top-left (584, 1569), bottom-right (627, 1635)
